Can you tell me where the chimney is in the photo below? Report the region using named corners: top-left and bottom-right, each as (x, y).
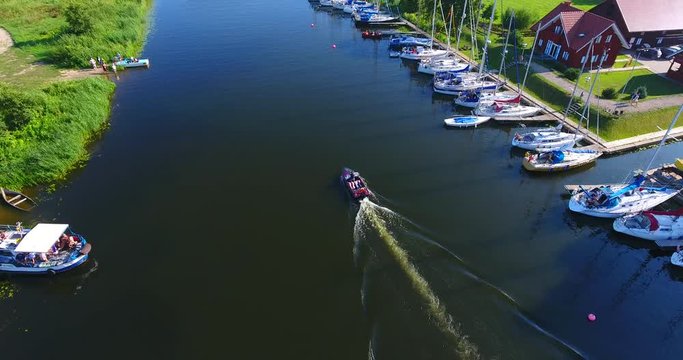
top-left (564, 1), bottom-right (572, 4)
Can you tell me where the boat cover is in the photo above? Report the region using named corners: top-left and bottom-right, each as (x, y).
top-left (15, 223), bottom-right (68, 253)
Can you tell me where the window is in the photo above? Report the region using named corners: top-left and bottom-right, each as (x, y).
top-left (601, 53), bottom-right (608, 63)
top-left (591, 55), bottom-right (598, 62)
top-left (629, 37), bottom-right (635, 44)
top-left (595, 35), bottom-right (602, 43)
top-left (539, 39), bottom-right (543, 47)
top-left (606, 35), bottom-right (612, 43)
top-left (657, 38), bottom-right (663, 45)
top-left (581, 56), bottom-right (587, 64)
top-left (636, 38), bottom-right (642, 45)
top-left (554, 25), bottom-right (562, 34)
top-left (562, 51), bottom-right (569, 61)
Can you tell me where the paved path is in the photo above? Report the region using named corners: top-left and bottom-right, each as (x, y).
top-left (0, 27), bottom-right (13, 54)
top-left (529, 62), bottom-right (683, 114)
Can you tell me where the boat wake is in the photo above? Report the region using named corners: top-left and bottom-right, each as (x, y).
top-left (354, 198), bottom-right (480, 359)
top-left (353, 198), bottom-right (585, 359)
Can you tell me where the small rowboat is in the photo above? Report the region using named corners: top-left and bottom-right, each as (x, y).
top-left (0, 223), bottom-right (92, 275)
top-left (1, 188), bottom-right (36, 211)
top-left (340, 168), bottom-right (373, 202)
top-left (361, 30), bottom-right (382, 39)
top-left (114, 58), bottom-right (150, 68)
top-left (443, 115), bottom-right (491, 128)
top-left (522, 148), bottom-right (602, 172)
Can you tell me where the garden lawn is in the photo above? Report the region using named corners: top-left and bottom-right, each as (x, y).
top-left (498, 0), bottom-right (602, 20)
top-left (587, 106), bottom-right (683, 141)
top-left (579, 69), bottom-right (683, 101)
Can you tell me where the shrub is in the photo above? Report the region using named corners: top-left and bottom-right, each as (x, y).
top-left (633, 85), bottom-right (648, 99)
top-left (564, 68), bottom-right (580, 81)
top-left (503, 8), bottom-right (537, 30)
top-left (0, 86), bottom-right (47, 131)
top-left (64, 2), bottom-right (94, 35)
top-left (601, 87), bottom-right (617, 99)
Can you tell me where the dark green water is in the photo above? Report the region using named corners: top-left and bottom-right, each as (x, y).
top-left (2, 1), bottom-right (683, 358)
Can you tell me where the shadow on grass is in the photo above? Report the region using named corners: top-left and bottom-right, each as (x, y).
top-left (622, 73), bottom-right (683, 97)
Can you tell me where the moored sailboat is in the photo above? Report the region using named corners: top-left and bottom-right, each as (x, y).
top-left (523, 148), bottom-right (602, 172)
top-left (613, 208), bottom-right (683, 241)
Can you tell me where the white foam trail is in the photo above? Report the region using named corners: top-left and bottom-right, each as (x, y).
top-left (355, 198), bottom-right (480, 359)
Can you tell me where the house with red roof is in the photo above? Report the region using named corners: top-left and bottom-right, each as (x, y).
top-left (590, 0), bottom-right (683, 48)
top-left (530, 1), bottom-right (629, 69)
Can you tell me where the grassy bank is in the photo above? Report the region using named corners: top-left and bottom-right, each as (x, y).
top-left (0, 78), bottom-right (115, 189)
top-left (0, 0), bottom-right (153, 67)
top-left (0, 0), bottom-right (152, 189)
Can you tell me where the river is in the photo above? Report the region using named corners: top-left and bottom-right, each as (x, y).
top-left (1, 0), bottom-right (683, 358)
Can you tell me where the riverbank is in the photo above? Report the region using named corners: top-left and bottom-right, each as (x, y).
top-left (0, 0), bottom-right (153, 189)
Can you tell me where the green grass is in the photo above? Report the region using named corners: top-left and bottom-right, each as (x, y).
top-left (0, 78), bottom-right (115, 189)
top-left (497, 0), bottom-right (602, 21)
top-left (0, 0), bottom-right (152, 189)
top-left (0, 0), bottom-right (152, 67)
top-left (579, 69), bottom-right (683, 101)
top-left (587, 106), bottom-right (683, 141)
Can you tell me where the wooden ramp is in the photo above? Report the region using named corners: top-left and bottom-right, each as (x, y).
top-left (1, 188), bottom-right (36, 211)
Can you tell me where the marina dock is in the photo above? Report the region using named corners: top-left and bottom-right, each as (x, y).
top-left (397, 17), bottom-right (682, 155)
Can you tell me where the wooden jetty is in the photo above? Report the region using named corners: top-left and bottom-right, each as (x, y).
top-left (655, 239), bottom-right (683, 249)
top-left (1, 188), bottom-right (36, 211)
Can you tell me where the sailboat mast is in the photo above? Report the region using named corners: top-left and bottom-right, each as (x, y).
top-left (579, 48), bottom-right (608, 131)
top-left (430, 0), bottom-right (437, 50)
top-left (643, 105), bottom-right (683, 172)
top-left (448, 5), bottom-right (453, 51)
top-left (455, 0), bottom-right (468, 56)
top-left (498, 10), bottom-right (514, 77)
top-left (562, 39), bottom-right (594, 125)
top-left (521, 20), bottom-right (542, 92)
top-left (479, 0), bottom-right (498, 76)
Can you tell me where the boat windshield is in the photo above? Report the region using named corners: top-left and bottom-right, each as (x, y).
top-left (624, 214), bottom-right (652, 230)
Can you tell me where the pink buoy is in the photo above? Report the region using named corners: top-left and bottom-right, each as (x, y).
top-left (332, 44), bottom-right (337, 48)
top-left (587, 313), bottom-right (596, 322)
top-left (310, 23), bottom-right (315, 27)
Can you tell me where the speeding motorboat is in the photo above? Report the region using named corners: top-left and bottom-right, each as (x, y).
top-left (341, 168), bottom-right (373, 202)
top-left (0, 223), bottom-right (92, 275)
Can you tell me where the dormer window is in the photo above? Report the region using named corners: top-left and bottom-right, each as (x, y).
top-left (554, 25), bottom-right (562, 34)
top-left (595, 35), bottom-right (601, 43)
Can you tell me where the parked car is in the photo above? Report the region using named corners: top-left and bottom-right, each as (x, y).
top-left (640, 47), bottom-right (662, 59)
top-left (662, 45), bottom-right (683, 59)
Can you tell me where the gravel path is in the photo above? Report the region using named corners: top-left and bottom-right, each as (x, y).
top-left (0, 27), bottom-right (13, 54)
top-left (529, 62), bottom-right (683, 114)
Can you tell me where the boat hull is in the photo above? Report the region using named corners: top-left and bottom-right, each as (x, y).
top-left (672, 251), bottom-right (683, 267)
top-left (522, 151), bottom-right (601, 172)
top-left (0, 253), bottom-right (89, 275)
top-left (443, 116), bottom-right (490, 128)
top-left (569, 190), bottom-right (679, 218)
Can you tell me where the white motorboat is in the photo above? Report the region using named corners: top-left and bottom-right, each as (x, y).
top-left (475, 101), bottom-right (541, 120)
top-left (443, 115), bottom-right (491, 128)
top-left (512, 128), bottom-right (583, 152)
top-left (568, 176), bottom-right (680, 218)
top-left (114, 58), bottom-right (149, 68)
top-left (523, 148), bottom-right (602, 172)
top-left (453, 91), bottom-right (519, 108)
top-left (613, 208), bottom-right (683, 241)
top-left (319, 0), bottom-right (333, 6)
top-left (417, 58), bottom-right (469, 75)
top-left (399, 46), bottom-right (449, 61)
top-left (0, 223), bottom-right (92, 275)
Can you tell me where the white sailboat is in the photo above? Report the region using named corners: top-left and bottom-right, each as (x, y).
top-left (613, 208), bottom-right (683, 241)
top-left (568, 105), bottom-right (683, 218)
top-left (453, 91), bottom-right (519, 108)
top-left (400, 0), bottom-right (448, 60)
top-left (512, 126), bottom-right (583, 151)
top-left (474, 101), bottom-right (541, 120)
top-left (522, 148), bottom-right (602, 172)
top-left (443, 115), bottom-right (491, 128)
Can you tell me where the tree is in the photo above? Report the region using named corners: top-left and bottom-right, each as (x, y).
top-left (503, 8), bottom-right (536, 31)
top-left (64, 2), bottom-right (94, 35)
top-left (480, 1), bottom-right (497, 21)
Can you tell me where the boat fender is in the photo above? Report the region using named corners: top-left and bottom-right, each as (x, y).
top-left (80, 243), bottom-right (92, 255)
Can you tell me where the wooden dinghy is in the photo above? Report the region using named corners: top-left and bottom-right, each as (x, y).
top-left (1, 188), bottom-right (36, 211)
